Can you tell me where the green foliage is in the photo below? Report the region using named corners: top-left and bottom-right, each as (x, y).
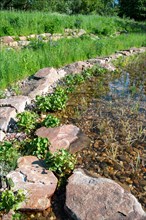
top-left (0, 142), bottom-right (19, 175)
top-left (23, 137), bottom-right (49, 159)
top-left (0, 31), bottom-right (146, 89)
top-left (0, 90), bottom-right (6, 99)
top-left (45, 149), bottom-right (76, 176)
top-left (0, 189), bottom-right (25, 213)
top-left (119, 0), bottom-right (146, 21)
top-left (16, 111), bottom-right (39, 134)
top-left (0, 11), bottom-right (145, 37)
top-left (42, 114), bottom-right (60, 127)
top-left (36, 87), bottom-right (68, 112)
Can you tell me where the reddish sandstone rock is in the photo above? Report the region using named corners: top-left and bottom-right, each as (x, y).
top-left (65, 169), bottom-right (146, 220)
top-left (1, 36), bottom-right (14, 44)
top-left (0, 107), bottom-right (16, 132)
top-left (35, 124), bottom-right (90, 153)
top-left (7, 156), bottom-right (58, 211)
top-left (0, 96), bottom-right (31, 113)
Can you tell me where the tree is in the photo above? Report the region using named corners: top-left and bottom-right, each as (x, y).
top-left (119, 0), bottom-right (146, 20)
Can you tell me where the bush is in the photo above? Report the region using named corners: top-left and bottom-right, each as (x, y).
top-left (45, 149), bottom-right (76, 177)
top-left (42, 114), bottom-right (60, 127)
top-left (16, 111), bottom-right (39, 134)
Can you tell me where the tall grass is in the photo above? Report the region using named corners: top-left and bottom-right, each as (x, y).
top-left (0, 10), bottom-right (145, 37)
top-left (0, 33), bottom-right (145, 89)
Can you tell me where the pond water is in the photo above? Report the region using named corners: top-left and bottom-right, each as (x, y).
top-left (56, 53), bottom-right (146, 211)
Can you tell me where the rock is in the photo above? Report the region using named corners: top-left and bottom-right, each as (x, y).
top-left (28, 34), bottom-right (36, 39)
top-left (1, 36), bottom-right (14, 44)
top-left (0, 107), bottom-right (16, 132)
top-left (28, 79), bottom-right (52, 99)
top-left (0, 95), bottom-right (31, 113)
top-left (19, 36), bottom-right (27, 41)
top-left (77, 29), bottom-right (86, 36)
top-left (2, 210), bottom-right (14, 220)
top-left (63, 61), bottom-right (92, 74)
top-left (65, 169), bottom-right (146, 220)
top-left (7, 156), bottom-right (58, 211)
top-left (45, 33), bottom-right (51, 38)
top-left (18, 40), bottom-right (30, 47)
top-left (29, 68), bottom-right (67, 99)
top-left (9, 41), bottom-right (18, 47)
top-left (0, 130), bottom-right (6, 142)
top-left (34, 67), bottom-right (57, 79)
top-left (36, 124), bottom-right (90, 153)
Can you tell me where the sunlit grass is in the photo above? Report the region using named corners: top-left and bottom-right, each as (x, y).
top-left (0, 33), bottom-right (145, 89)
top-left (0, 10), bottom-right (145, 37)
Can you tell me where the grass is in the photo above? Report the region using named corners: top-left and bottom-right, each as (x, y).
top-left (0, 10), bottom-right (146, 37)
top-left (0, 32), bottom-right (146, 89)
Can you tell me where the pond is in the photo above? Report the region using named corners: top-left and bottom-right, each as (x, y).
top-left (56, 53), bottom-right (146, 211)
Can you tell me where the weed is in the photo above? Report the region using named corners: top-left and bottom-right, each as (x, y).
top-left (45, 149), bottom-right (76, 177)
top-left (0, 142), bottom-right (20, 175)
top-left (0, 189), bottom-right (25, 213)
top-left (36, 87), bottom-right (68, 112)
top-left (42, 114), bottom-right (60, 127)
top-left (22, 137), bottom-right (49, 159)
top-left (16, 111), bottom-right (39, 134)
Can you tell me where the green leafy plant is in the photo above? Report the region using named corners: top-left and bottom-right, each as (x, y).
top-left (16, 111), bottom-right (39, 134)
top-left (24, 137), bottom-right (49, 159)
top-left (45, 149), bottom-right (76, 177)
top-left (42, 114), bottom-right (60, 127)
top-left (0, 90), bottom-right (6, 99)
top-left (0, 142), bottom-right (20, 175)
top-left (0, 189), bottom-right (25, 213)
top-left (36, 87), bottom-right (68, 112)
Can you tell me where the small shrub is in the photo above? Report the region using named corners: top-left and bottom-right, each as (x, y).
top-left (45, 149), bottom-right (76, 177)
top-left (24, 137), bottom-right (49, 159)
top-left (0, 142), bottom-right (20, 175)
top-left (16, 111), bottom-right (39, 134)
top-left (42, 114), bottom-right (60, 127)
top-left (0, 189), bottom-right (25, 213)
top-left (36, 87), bottom-right (68, 112)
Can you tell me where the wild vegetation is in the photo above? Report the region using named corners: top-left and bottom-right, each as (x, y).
top-left (0, 1), bottom-right (146, 217)
top-left (0, 10), bottom-right (145, 37)
top-left (0, 32), bottom-right (146, 89)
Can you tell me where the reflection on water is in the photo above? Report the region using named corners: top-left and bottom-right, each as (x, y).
top-left (106, 72), bottom-right (146, 103)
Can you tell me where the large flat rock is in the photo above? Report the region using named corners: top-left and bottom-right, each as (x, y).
top-left (36, 124), bottom-right (90, 153)
top-left (65, 169), bottom-right (146, 220)
top-left (7, 156), bottom-right (58, 211)
top-left (29, 68), bottom-right (67, 99)
top-left (0, 95), bottom-right (30, 113)
top-left (0, 107), bottom-right (16, 132)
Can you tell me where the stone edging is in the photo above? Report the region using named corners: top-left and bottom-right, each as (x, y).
top-left (0, 47), bottom-right (145, 141)
top-left (0, 29), bottom-right (87, 48)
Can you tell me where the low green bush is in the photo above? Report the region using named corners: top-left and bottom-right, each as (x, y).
top-left (42, 114), bottom-right (60, 127)
top-left (21, 137), bottom-right (49, 159)
top-left (0, 189), bottom-right (25, 213)
top-left (16, 111), bottom-right (39, 134)
top-left (45, 149), bottom-right (76, 177)
top-left (0, 142), bottom-right (20, 175)
top-left (36, 87), bottom-right (68, 112)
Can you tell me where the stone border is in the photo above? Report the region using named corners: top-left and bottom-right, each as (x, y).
top-left (0, 29), bottom-right (87, 48)
top-left (0, 47), bottom-right (145, 141)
